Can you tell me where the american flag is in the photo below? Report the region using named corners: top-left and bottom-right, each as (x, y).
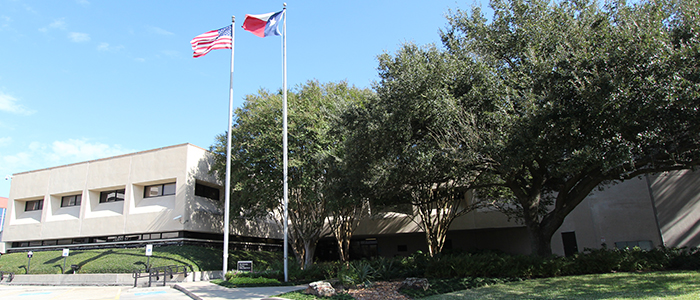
top-left (190, 25), bottom-right (232, 58)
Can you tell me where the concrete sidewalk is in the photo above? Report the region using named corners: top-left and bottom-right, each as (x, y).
top-left (174, 281), bottom-right (307, 300)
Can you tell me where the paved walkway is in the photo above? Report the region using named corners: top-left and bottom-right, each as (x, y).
top-left (0, 285), bottom-right (192, 300)
top-left (0, 281), bottom-right (306, 300)
top-left (175, 281), bottom-right (307, 300)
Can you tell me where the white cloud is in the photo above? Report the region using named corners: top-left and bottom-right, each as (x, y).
top-left (0, 16), bottom-right (11, 31)
top-left (0, 92), bottom-right (35, 115)
top-left (160, 50), bottom-right (180, 58)
top-left (1, 139), bottom-right (134, 176)
top-left (50, 19), bottom-right (67, 30)
top-left (49, 139), bottom-right (130, 162)
top-left (39, 18), bottom-right (66, 32)
top-left (148, 26), bottom-right (173, 36)
top-left (2, 151), bottom-right (32, 168)
top-left (68, 32), bottom-right (90, 42)
top-left (97, 42), bottom-right (124, 52)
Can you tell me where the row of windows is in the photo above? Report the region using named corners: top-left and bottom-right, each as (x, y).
top-left (22, 182), bottom-right (220, 212)
top-left (11, 231), bottom-right (182, 248)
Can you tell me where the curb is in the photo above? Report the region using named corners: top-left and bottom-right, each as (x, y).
top-left (173, 284), bottom-right (203, 300)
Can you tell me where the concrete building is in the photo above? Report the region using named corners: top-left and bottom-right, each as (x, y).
top-left (4, 143), bottom-right (700, 258)
top-left (2, 144), bottom-right (280, 253)
top-left (336, 171), bottom-right (700, 258)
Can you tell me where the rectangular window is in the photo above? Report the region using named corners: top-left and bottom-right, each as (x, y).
top-left (144, 183), bottom-right (176, 198)
top-left (61, 195), bottom-right (82, 207)
top-left (25, 199), bottom-right (43, 211)
top-left (162, 232), bottom-right (179, 238)
top-left (99, 189), bottom-right (125, 203)
top-left (195, 183), bottom-right (220, 201)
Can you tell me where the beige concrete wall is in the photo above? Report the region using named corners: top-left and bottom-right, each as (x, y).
top-left (552, 176), bottom-right (667, 256)
top-left (649, 170), bottom-right (700, 248)
top-left (352, 172), bottom-right (696, 257)
top-left (2, 144), bottom-right (225, 244)
top-left (8, 142), bottom-right (699, 257)
top-left (351, 206), bottom-right (530, 256)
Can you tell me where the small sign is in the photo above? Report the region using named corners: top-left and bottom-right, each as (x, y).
top-left (62, 249), bottom-right (70, 257)
top-left (145, 244), bottom-right (153, 257)
top-left (27, 251), bottom-right (33, 258)
top-left (237, 261), bottom-right (253, 272)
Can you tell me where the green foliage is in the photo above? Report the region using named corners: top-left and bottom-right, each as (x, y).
top-left (419, 271), bottom-right (700, 300)
top-left (211, 80), bottom-right (374, 269)
top-left (215, 277), bottom-right (281, 287)
top-left (334, 260), bottom-right (376, 287)
top-left (277, 290), bottom-right (355, 300)
top-left (346, 43), bottom-right (486, 257)
top-left (263, 247), bottom-right (700, 283)
top-left (400, 277), bottom-right (523, 298)
top-left (436, 0), bottom-right (700, 257)
top-left (0, 246), bottom-right (281, 275)
top-left (214, 276), bottom-right (284, 288)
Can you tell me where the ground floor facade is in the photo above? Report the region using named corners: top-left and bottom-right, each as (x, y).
top-left (4, 144), bottom-right (699, 259)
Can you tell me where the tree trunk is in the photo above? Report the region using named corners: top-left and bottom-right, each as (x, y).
top-left (303, 239), bottom-right (318, 270)
top-left (336, 228), bottom-right (352, 262)
top-left (424, 228), bottom-right (447, 257)
top-left (526, 224), bottom-right (552, 257)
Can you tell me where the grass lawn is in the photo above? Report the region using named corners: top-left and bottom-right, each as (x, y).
top-left (0, 245), bottom-right (281, 274)
top-left (422, 271), bottom-right (700, 300)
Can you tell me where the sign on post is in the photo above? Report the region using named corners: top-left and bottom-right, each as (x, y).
top-left (62, 249), bottom-right (70, 273)
top-left (145, 244), bottom-right (153, 271)
top-left (237, 261), bottom-right (253, 272)
top-left (27, 251), bottom-right (33, 274)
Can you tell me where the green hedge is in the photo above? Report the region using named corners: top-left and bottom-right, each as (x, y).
top-left (272, 247), bottom-right (700, 283)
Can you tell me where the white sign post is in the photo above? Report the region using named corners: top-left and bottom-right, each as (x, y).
top-left (62, 249), bottom-right (70, 273)
top-left (145, 244), bottom-right (153, 271)
top-left (26, 251), bottom-right (33, 274)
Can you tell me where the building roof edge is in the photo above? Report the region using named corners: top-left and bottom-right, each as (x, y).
top-left (12, 143), bottom-right (206, 176)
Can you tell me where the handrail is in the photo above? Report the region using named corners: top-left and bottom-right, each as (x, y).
top-left (0, 271), bottom-right (14, 282)
top-left (132, 264), bottom-right (193, 287)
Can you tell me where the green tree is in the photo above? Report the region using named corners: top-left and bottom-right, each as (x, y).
top-left (345, 44), bottom-right (489, 257)
top-left (442, 0), bottom-right (700, 256)
top-left (211, 80), bottom-right (372, 268)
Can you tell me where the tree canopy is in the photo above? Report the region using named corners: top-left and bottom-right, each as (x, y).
top-left (211, 80), bottom-right (373, 267)
top-left (440, 0), bottom-right (700, 256)
top-left (342, 43), bottom-right (490, 256)
top-left (212, 0), bottom-right (700, 259)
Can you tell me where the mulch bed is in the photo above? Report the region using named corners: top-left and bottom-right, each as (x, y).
top-left (343, 281), bottom-right (411, 300)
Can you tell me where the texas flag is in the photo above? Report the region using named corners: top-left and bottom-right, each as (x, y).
top-left (242, 10), bottom-right (284, 38)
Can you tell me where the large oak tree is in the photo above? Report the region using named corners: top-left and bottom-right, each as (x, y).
top-left (442, 0), bottom-right (700, 256)
top-left (211, 80), bottom-right (373, 268)
top-left (344, 44), bottom-right (490, 257)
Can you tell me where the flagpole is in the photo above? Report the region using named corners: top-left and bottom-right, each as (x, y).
top-left (281, 3), bottom-right (289, 283)
top-left (223, 15), bottom-right (235, 277)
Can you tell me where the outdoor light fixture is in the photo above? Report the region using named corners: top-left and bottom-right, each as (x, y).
top-left (173, 215), bottom-right (189, 224)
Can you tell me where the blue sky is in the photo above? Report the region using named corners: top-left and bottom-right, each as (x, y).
top-left (0, 0), bottom-right (486, 197)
